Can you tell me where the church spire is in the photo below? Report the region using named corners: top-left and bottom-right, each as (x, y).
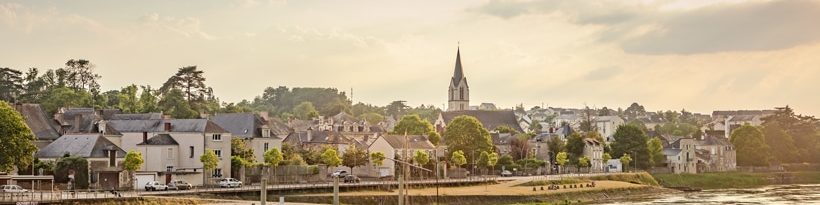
top-left (452, 45), bottom-right (465, 86)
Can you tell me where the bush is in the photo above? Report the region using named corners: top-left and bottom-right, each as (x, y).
top-left (54, 156), bottom-right (90, 189)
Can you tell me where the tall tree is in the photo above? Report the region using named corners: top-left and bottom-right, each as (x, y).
top-left (565, 133), bottom-right (586, 165)
top-left (19, 68), bottom-right (47, 102)
top-left (620, 154), bottom-right (633, 172)
top-left (450, 150), bottom-right (467, 168)
top-left (200, 149), bottom-right (219, 186)
top-left (443, 116), bottom-right (494, 163)
top-left (624, 102), bottom-right (646, 120)
top-left (63, 59), bottom-right (101, 92)
top-left (123, 151), bottom-right (144, 190)
top-left (0, 67), bottom-right (24, 102)
top-left (264, 148), bottom-right (283, 182)
top-left (0, 101), bottom-right (38, 172)
top-left (546, 136), bottom-right (565, 164)
top-left (610, 125), bottom-right (651, 169)
top-left (40, 87), bottom-right (92, 114)
top-left (158, 89), bottom-right (199, 118)
top-left (509, 134), bottom-right (530, 160)
top-left (647, 137), bottom-right (665, 167)
top-left (730, 125), bottom-right (772, 166)
top-left (761, 106), bottom-right (819, 163)
top-left (386, 100), bottom-right (409, 117)
top-left (556, 152), bottom-right (568, 173)
top-left (138, 85), bottom-right (160, 113)
top-left (342, 145), bottom-right (368, 174)
top-left (160, 66), bottom-right (210, 102)
top-left (117, 85), bottom-right (141, 113)
top-left (321, 148), bottom-right (342, 169)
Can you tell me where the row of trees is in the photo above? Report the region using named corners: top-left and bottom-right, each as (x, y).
top-left (731, 107), bottom-right (820, 166)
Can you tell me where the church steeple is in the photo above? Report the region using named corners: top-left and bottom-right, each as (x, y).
top-left (448, 45), bottom-right (469, 111)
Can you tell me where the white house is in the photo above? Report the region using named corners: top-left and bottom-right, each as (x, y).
top-left (35, 134), bottom-right (127, 189)
top-left (108, 119), bottom-right (232, 186)
top-left (594, 116), bottom-right (624, 144)
top-left (367, 135), bottom-right (435, 178)
top-left (606, 159), bottom-right (622, 173)
top-left (211, 113), bottom-right (285, 163)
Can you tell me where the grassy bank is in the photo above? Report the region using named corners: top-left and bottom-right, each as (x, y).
top-left (585, 172), bottom-right (659, 186)
top-left (652, 171), bottom-right (820, 190)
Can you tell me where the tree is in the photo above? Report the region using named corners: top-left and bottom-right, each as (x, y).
top-left (386, 100), bottom-right (409, 117)
top-left (556, 152), bottom-right (569, 173)
top-left (497, 154), bottom-right (515, 171)
top-left (0, 67), bottom-right (24, 102)
top-left (391, 114), bottom-right (435, 135)
top-left (264, 148), bottom-right (283, 182)
top-left (200, 150), bottom-right (220, 186)
top-left (477, 151), bottom-right (490, 173)
top-left (231, 138), bottom-right (255, 165)
top-left (529, 120), bottom-right (543, 133)
top-left (123, 151), bottom-right (144, 190)
top-left (138, 85), bottom-right (160, 113)
top-left (293, 101), bottom-right (320, 120)
top-left (342, 146), bottom-right (368, 174)
top-left (321, 148), bottom-right (342, 168)
top-left (565, 133), bottom-right (585, 165)
top-left (370, 152), bottom-right (386, 167)
top-left (602, 153), bottom-right (612, 171)
top-left (158, 89), bottom-right (199, 118)
top-left (54, 156), bottom-right (89, 189)
top-left (63, 59), bottom-right (101, 92)
top-left (359, 112), bottom-right (385, 124)
top-left (450, 150), bottom-right (467, 168)
top-left (0, 101), bottom-right (38, 172)
top-left (509, 134), bottom-right (531, 160)
top-left (443, 116), bottom-right (494, 163)
top-left (487, 152), bottom-right (499, 173)
top-left (160, 66), bottom-right (209, 103)
top-left (762, 125), bottom-right (798, 164)
top-left (730, 125), bottom-right (771, 166)
top-left (494, 125), bottom-right (519, 135)
top-left (762, 106), bottom-right (819, 163)
top-left (546, 136), bottom-right (565, 164)
top-left (620, 154), bottom-right (633, 172)
top-left (19, 68), bottom-right (47, 103)
top-left (427, 131), bottom-right (441, 146)
top-left (413, 150), bottom-right (430, 166)
top-left (578, 156), bottom-right (590, 172)
top-left (40, 87), bottom-right (92, 114)
top-left (647, 137), bottom-right (665, 167)
top-left (610, 125), bottom-right (651, 169)
top-left (624, 102), bottom-right (646, 120)
top-left (117, 84), bottom-right (141, 113)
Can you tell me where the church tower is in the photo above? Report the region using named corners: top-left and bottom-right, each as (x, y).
top-left (448, 46), bottom-right (469, 111)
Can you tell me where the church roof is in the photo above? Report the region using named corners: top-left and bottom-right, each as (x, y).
top-left (451, 47), bottom-right (467, 86)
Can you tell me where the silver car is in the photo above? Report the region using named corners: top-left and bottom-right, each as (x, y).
top-left (1, 185), bottom-right (28, 193)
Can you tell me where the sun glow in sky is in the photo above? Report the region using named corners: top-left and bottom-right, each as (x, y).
top-left (2, 0), bottom-right (820, 115)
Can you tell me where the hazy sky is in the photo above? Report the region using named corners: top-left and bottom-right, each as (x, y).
top-left (2, 0), bottom-right (820, 116)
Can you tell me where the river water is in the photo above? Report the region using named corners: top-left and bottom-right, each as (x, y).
top-left (598, 184), bottom-right (820, 204)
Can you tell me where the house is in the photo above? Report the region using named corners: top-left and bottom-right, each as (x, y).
top-left (108, 119), bottom-right (232, 186)
top-left (712, 110), bottom-right (775, 138)
top-left (553, 114), bottom-right (581, 131)
top-left (695, 135), bottom-right (737, 172)
top-left (283, 129), bottom-right (363, 154)
top-left (606, 159), bottom-right (622, 173)
top-left (529, 134), bottom-right (553, 164)
top-left (435, 110), bottom-right (524, 133)
top-left (12, 103), bottom-right (61, 149)
top-left (368, 135), bottom-right (435, 178)
top-left (663, 138), bottom-right (697, 174)
top-left (212, 113), bottom-right (284, 163)
top-left (35, 134), bottom-right (127, 189)
top-left (51, 107), bottom-right (124, 147)
top-left (582, 138), bottom-right (604, 172)
top-left (516, 114), bottom-right (532, 132)
top-left (594, 116), bottom-right (624, 144)
top-left (491, 133), bottom-right (515, 156)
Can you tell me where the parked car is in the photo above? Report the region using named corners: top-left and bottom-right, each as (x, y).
top-left (218, 178), bottom-right (243, 188)
top-left (1, 185), bottom-right (28, 193)
top-left (168, 180), bottom-right (193, 190)
top-left (144, 181), bottom-right (168, 191)
top-left (343, 175), bottom-right (361, 183)
top-left (330, 170), bottom-right (348, 178)
top-left (501, 170), bottom-right (513, 177)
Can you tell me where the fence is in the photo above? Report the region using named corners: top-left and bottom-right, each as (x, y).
top-left (0, 189), bottom-right (139, 203)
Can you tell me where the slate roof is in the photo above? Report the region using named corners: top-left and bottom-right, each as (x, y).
top-left (663, 148), bottom-right (681, 156)
top-left (35, 134), bottom-right (126, 158)
top-left (107, 119), bottom-right (227, 133)
top-left (13, 103), bottom-right (61, 140)
top-left (59, 108), bottom-right (99, 133)
top-left (379, 135), bottom-right (435, 150)
top-left (491, 133), bottom-right (515, 145)
top-left (268, 118), bottom-right (292, 136)
top-left (698, 135), bottom-right (732, 146)
top-left (212, 113), bottom-right (260, 138)
top-left (728, 115), bottom-right (757, 122)
top-left (440, 110), bottom-right (523, 133)
top-left (109, 113), bottom-right (162, 120)
top-left (595, 116), bottom-right (623, 122)
top-left (451, 48), bottom-right (466, 87)
top-left (137, 134), bottom-right (179, 146)
top-left (285, 130), bottom-right (353, 145)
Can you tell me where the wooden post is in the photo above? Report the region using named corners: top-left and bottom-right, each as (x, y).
top-left (398, 175), bottom-right (404, 205)
top-left (261, 178), bottom-right (267, 205)
top-left (333, 177), bottom-right (340, 205)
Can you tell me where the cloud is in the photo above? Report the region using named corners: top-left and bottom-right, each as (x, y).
top-left (140, 13), bottom-right (216, 40)
top-left (584, 66), bottom-right (623, 81)
top-left (475, 0), bottom-right (820, 55)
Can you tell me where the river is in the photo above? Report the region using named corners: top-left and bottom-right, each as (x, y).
top-left (598, 184), bottom-right (820, 204)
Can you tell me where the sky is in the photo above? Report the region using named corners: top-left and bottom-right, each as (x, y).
top-left (2, 0), bottom-right (820, 116)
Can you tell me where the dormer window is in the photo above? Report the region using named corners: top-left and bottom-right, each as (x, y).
top-left (262, 128), bottom-right (271, 138)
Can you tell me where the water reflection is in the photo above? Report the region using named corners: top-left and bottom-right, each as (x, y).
top-left (597, 184), bottom-right (820, 204)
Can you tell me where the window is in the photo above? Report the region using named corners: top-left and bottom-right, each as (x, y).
top-left (264, 143), bottom-right (269, 152)
top-left (167, 148), bottom-right (175, 160)
top-left (212, 168), bottom-right (222, 177)
top-left (262, 128), bottom-right (270, 138)
top-left (108, 150), bottom-right (116, 167)
top-left (212, 134), bottom-right (222, 141)
top-left (459, 88), bottom-right (464, 100)
top-left (213, 149), bottom-right (222, 158)
top-left (189, 146), bottom-right (194, 158)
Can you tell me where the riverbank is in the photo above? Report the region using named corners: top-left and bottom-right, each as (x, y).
top-left (652, 171), bottom-right (820, 190)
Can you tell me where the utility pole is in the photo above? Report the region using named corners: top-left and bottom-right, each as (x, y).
top-left (333, 176), bottom-right (340, 205)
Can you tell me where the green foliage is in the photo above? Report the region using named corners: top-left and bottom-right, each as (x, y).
top-left (116, 84), bottom-right (141, 113)
top-left (0, 101), bottom-right (38, 172)
top-left (370, 152), bottom-right (386, 166)
top-left (761, 106), bottom-right (819, 163)
top-left (509, 134), bottom-right (530, 160)
top-left (516, 157), bottom-right (546, 168)
top-left (497, 154), bottom-right (515, 169)
top-left (231, 138), bottom-right (255, 166)
top-left (556, 152), bottom-right (569, 168)
top-left (477, 151), bottom-right (490, 167)
top-left (321, 148), bottom-right (342, 167)
top-left (546, 136), bottom-right (565, 162)
top-left (565, 133), bottom-right (585, 164)
top-left (264, 148), bottom-right (284, 167)
top-left (282, 154), bottom-right (306, 166)
top-left (159, 89), bottom-right (199, 118)
top-left (200, 150), bottom-right (220, 171)
top-left (391, 114), bottom-right (435, 135)
top-left (54, 156), bottom-right (89, 189)
top-left (611, 125), bottom-right (651, 169)
top-left (529, 120), bottom-right (543, 133)
top-left (730, 125), bottom-right (771, 166)
top-left (487, 152), bottom-right (499, 168)
top-left (359, 112), bottom-right (385, 123)
top-left (0, 67), bottom-right (24, 102)
top-left (450, 150), bottom-right (467, 168)
top-left (40, 87), bottom-right (92, 114)
top-left (652, 172), bottom-right (768, 189)
top-left (494, 124), bottom-right (519, 134)
top-left (443, 116), bottom-right (494, 163)
top-left (647, 137), bottom-right (665, 167)
top-left (413, 150), bottom-right (430, 166)
top-left (620, 154), bottom-right (633, 171)
top-left (517, 178), bottom-right (590, 186)
top-left (602, 153), bottom-right (612, 163)
top-left (578, 156), bottom-right (590, 168)
top-left (292, 101), bottom-right (320, 120)
top-left (138, 86), bottom-right (160, 113)
top-left (588, 172), bottom-right (658, 186)
top-left (251, 86), bottom-right (351, 117)
top-left (427, 131), bottom-right (441, 146)
top-left (342, 146), bottom-right (369, 169)
top-left (123, 151), bottom-right (144, 172)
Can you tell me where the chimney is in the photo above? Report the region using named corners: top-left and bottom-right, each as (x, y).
top-left (259, 112), bottom-right (269, 121)
top-left (164, 122), bottom-right (172, 132)
top-left (307, 128), bottom-right (313, 142)
top-left (98, 120), bottom-right (107, 135)
top-left (142, 132), bottom-right (148, 144)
